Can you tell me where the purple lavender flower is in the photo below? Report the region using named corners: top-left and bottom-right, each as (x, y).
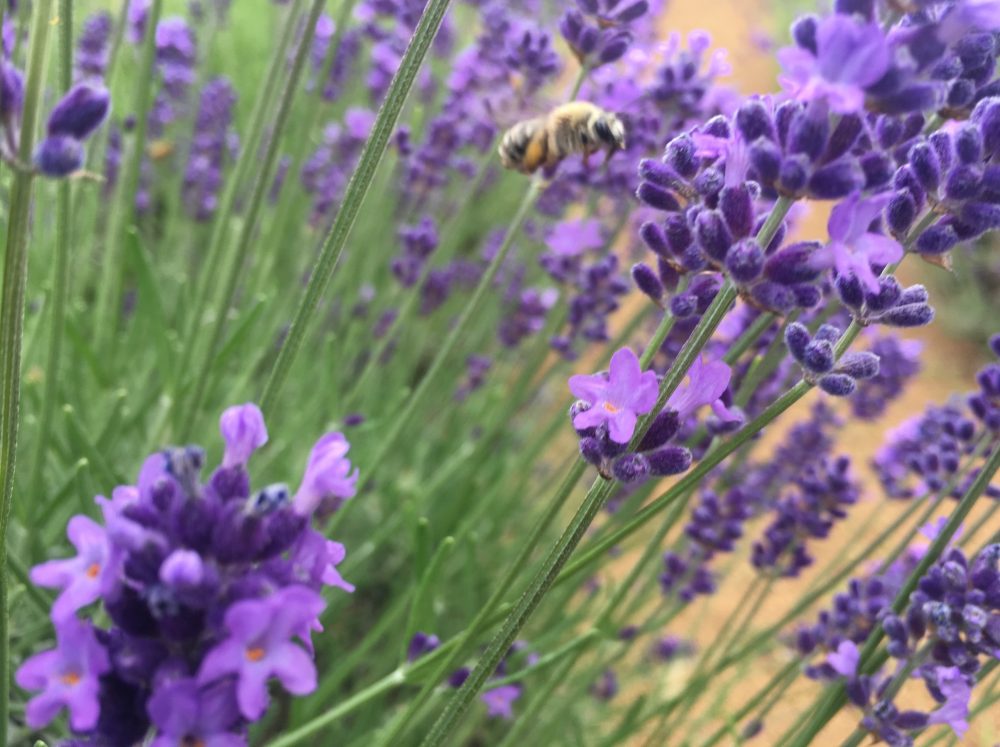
top-left (184, 77), bottom-right (237, 221)
top-left (219, 402), bottom-right (267, 469)
top-left (146, 678), bottom-right (242, 747)
top-left (198, 585), bottom-right (325, 719)
top-left (778, 14), bottom-right (891, 114)
top-left (482, 684), bottom-right (521, 719)
top-left (826, 640), bottom-right (859, 677)
top-left (76, 11), bottom-right (113, 81)
top-left (29, 516), bottom-right (114, 621)
top-left (33, 83), bottom-right (110, 177)
top-left (15, 618), bottom-right (109, 731)
top-left (292, 432), bottom-right (359, 516)
top-left (811, 192), bottom-right (903, 293)
top-left (666, 356), bottom-right (740, 424)
top-left (925, 667), bottom-right (971, 738)
top-left (569, 347), bottom-right (659, 443)
top-left (407, 632), bottom-right (441, 662)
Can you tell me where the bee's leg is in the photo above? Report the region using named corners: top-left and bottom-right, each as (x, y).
top-left (602, 146), bottom-right (617, 166)
top-left (582, 151), bottom-right (591, 169)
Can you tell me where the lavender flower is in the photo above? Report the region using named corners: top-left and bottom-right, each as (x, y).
top-left (15, 405), bottom-right (358, 742)
top-left (15, 618), bottom-right (109, 731)
top-left (76, 12), bottom-right (113, 81)
top-left (569, 347), bottom-right (659, 443)
top-left (183, 77), bottom-right (237, 221)
top-left (33, 84), bottom-right (111, 177)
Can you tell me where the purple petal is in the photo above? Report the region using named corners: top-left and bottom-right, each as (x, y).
top-left (608, 347), bottom-right (642, 391)
top-left (269, 642), bottom-right (317, 695)
top-left (568, 373), bottom-right (607, 403)
top-left (826, 640), bottom-right (859, 677)
top-left (219, 403), bottom-right (268, 468)
top-left (197, 639), bottom-right (244, 685)
top-left (608, 410), bottom-right (638, 444)
top-left (235, 665), bottom-right (271, 720)
top-left (854, 232), bottom-right (903, 265)
top-left (573, 407), bottom-right (607, 431)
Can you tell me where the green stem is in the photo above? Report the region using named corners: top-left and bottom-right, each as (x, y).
top-left (179, 0), bottom-right (326, 437)
top-left (29, 0), bottom-right (73, 528)
top-left (348, 178), bottom-right (542, 493)
top-left (93, 0), bottom-right (162, 355)
top-left (369, 458), bottom-right (588, 747)
top-left (698, 659), bottom-right (801, 747)
top-left (258, 0), bottom-right (456, 414)
top-left (0, 1), bottom-right (55, 742)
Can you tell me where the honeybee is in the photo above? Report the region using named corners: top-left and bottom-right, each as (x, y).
top-left (498, 101), bottom-right (626, 175)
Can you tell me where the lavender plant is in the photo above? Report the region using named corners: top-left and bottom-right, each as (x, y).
top-left (2, 0), bottom-right (1000, 745)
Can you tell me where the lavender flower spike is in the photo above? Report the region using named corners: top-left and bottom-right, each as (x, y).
top-left (292, 432), bottom-right (360, 516)
top-left (569, 347), bottom-right (659, 443)
top-left (197, 585), bottom-right (325, 720)
top-left (811, 192), bottom-right (903, 293)
top-left (926, 667), bottom-right (972, 738)
top-left (778, 14), bottom-right (890, 114)
top-left (15, 617), bottom-right (109, 730)
top-left (219, 403), bottom-right (268, 468)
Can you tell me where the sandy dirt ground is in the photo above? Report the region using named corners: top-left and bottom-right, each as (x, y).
top-left (584, 2), bottom-right (1000, 745)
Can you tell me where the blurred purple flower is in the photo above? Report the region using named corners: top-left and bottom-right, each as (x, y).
top-left (666, 356), bottom-right (739, 423)
top-left (147, 678), bottom-right (243, 747)
top-left (30, 515), bottom-right (113, 621)
top-left (778, 15), bottom-right (891, 114)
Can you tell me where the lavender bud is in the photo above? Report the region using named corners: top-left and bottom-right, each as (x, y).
top-left (881, 303), bottom-right (935, 327)
top-left (909, 142), bottom-right (941, 193)
top-left (693, 167), bottom-right (724, 198)
top-left (735, 100), bottom-right (773, 142)
top-left (915, 223), bottom-right (959, 255)
top-left (664, 213), bottom-right (693, 255)
top-left (818, 373), bottom-right (856, 397)
top-left (638, 410), bottom-right (680, 451)
top-left (632, 263), bottom-right (664, 302)
top-left (961, 202), bottom-right (1000, 235)
top-left (34, 136), bottom-right (84, 177)
top-left (815, 324), bottom-right (841, 344)
top-left (639, 158), bottom-right (680, 188)
top-left (865, 277), bottom-right (902, 313)
top-left (750, 281), bottom-right (795, 313)
top-left (808, 159), bottom-right (864, 200)
top-left (46, 84), bottom-right (110, 140)
top-left (836, 352), bottom-right (880, 380)
top-left (803, 340), bottom-right (835, 374)
top-left (657, 257), bottom-right (680, 291)
top-left (0, 61), bottom-right (25, 121)
top-left (719, 185), bottom-right (754, 238)
top-left (580, 437), bottom-right (605, 466)
top-left (899, 285), bottom-right (929, 305)
top-left (989, 334), bottom-right (1000, 358)
top-left (647, 446), bottom-right (692, 476)
top-left (886, 191), bottom-right (917, 235)
top-left (670, 294), bottom-right (697, 318)
top-left (792, 283), bottom-right (821, 308)
top-left (834, 0), bottom-right (874, 18)
top-left (777, 155), bottom-right (808, 195)
top-left (784, 322), bottom-right (811, 363)
top-left (637, 182), bottom-right (681, 211)
top-left (665, 134), bottom-right (697, 178)
top-left (613, 453), bottom-right (650, 483)
top-left (971, 97), bottom-right (1000, 157)
top-left (790, 14), bottom-right (818, 55)
top-left (725, 239), bottom-right (764, 283)
top-left (945, 165), bottom-right (982, 201)
top-left (860, 151), bottom-right (892, 189)
top-left (764, 242), bottom-right (822, 284)
top-left (639, 221), bottom-right (670, 257)
top-left (695, 210), bottom-right (733, 262)
top-left (749, 139), bottom-right (782, 184)
top-left (954, 126), bottom-right (983, 164)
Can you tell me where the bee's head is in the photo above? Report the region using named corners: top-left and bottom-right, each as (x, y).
top-left (591, 112), bottom-right (626, 151)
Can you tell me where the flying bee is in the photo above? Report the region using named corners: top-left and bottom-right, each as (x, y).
top-left (498, 101), bottom-right (626, 175)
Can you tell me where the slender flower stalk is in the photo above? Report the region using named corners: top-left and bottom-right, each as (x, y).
top-left (0, 1), bottom-right (55, 742)
top-left (259, 0), bottom-right (457, 414)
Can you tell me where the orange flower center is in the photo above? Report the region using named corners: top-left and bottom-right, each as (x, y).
top-left (85, 563), bottom-right (101, 579)
top-left (182, 738), bottom-right (206, 747)
top-left (602, 402), bottom-right (620, 413)
top-left (245, 647), bottom-right (266, 662)
top-left (60, 671), bottom-right (81, 686)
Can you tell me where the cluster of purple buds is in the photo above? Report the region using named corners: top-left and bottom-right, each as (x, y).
top-left (498, 287), bottom-right (558, 348)
top-left (552, 253), bottom-right (629, 359)
top-left (779, 4), bottom-right (1000, 119)
top-left (568, 348), bottom-right (740, 484)
top-left (76, 11), bottom-right (114, 82)
top-left (31, 84), bottom-right (112, 178)
top-left (16, 405), bottom-right (359, 744)
top-left (883, 104), bottom-right (1000, 261)
top-left (590, 669), bottom-right (618, 701)
top-left (310, 14), bottom-right (361, 102)
top-left (636, 119), bottom-right (828, 315)
top-left (850, 333), bottom-right (922, 420)
top-left (391, 216), bottom-right (439, 288)
top-left (155, 18), bottom-right (197, 104)
top-left (448, 642), bottom-right (536, 720)
top-left (784, 321), bottom-right (881, 397)
top-left (750, 455), bottom-right (860, 577)
top-left (651, 635), bottom-right (695, 662)
top-left (455, 354), bottom-right (492, 402)
top-left (873, 403), bottom-right (978, 500)
top-left (836, 274), bottom-right (935, 329)
top-left (301, 109), bottom-right (374, 226)
top-left (559, 0), bottom-right (649, 69)
top-left (968, 333), bottom-right (1000, 431)
top-left (183, 77), bottom-right (237, 221)
top-left (648, 31), bottom-right (731, 122)
top-left (822, 542), bottom-right (1000, 745)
